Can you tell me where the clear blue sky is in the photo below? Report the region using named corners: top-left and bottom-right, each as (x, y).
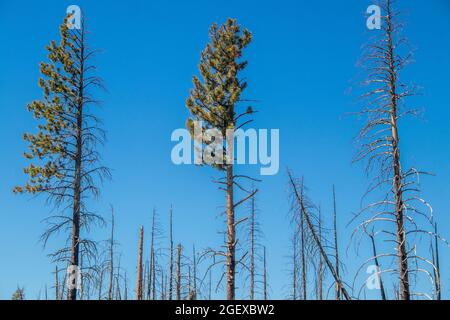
top-left (0, 0), bottom-right (449, 299)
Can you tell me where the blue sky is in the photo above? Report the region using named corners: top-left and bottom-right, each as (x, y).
top-left (0, 0), bottom-right (449, 299)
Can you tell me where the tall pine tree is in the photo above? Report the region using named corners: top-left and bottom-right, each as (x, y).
top-left (14, 13), bottom-right (109, 300)
top-left (186, 18), bottom-right (254, 300)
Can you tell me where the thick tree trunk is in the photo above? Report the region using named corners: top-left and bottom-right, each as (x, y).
top-left (136, 226), bottom-right (144, 300)
top-left (226, 165), bottom-right (235, 300)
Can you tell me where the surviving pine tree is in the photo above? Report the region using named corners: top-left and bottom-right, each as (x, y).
top-left (186, 18), bottom-right (258, 300)
top-left (14, 13), bottom-right (109, 300)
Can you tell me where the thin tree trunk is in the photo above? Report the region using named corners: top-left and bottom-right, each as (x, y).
top-left (136, 225), bottom-right (144, 300)
top-left (188, 265), bottom-right (191, 299)
top-left (263, 246), bottom-right (268, 300)
top-left (433, 222), bottom-right (441, 300)
top-left (148, 209), bottom-right (156, 299)
top-left (333, 185), bottom-right (341, 300)
top-left (176, 243), bottom-right (181, 300)
top-left (193, 245), bottom-right (197, 299)
top-left (108, 209), bottom-right (115, 300)
top-left (318, 210), bottom-right (323, 300)
top-left (292, 233), bottom-right (297, 300)
top-left (124, 271), bottom-right (128, 300)
top-left (152, 250), bottom-right (156, 300)
top-left (208, 267), bottom-right (212, 300)
top-left (169, 205), bottom-right (174, 300)
top-left (160, 270), bottom-right (165, 300)
top-left (300, 206), bottom-right (307, 300)
top-left (250, 194), bottom-right (255, 300)
top-left (226, 165), bottom-right (236, 300)
top-left (55, 265), bottom-right (59, 300)
top-left (98, 268), bottom-right (104, 300)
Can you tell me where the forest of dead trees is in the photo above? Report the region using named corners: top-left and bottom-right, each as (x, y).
top-left (8, 0), bottom-right (448, 301)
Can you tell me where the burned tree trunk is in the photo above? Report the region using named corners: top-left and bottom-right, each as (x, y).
top-left (250, 193), bottom-right (255, 300)
top-left (192, 245), bottom-right (197, 300)
top-left (108, 209), bottom-right (115, 300)
top-left (292, 233), bottom-right (298, 300)
top-left (176, 243), bottom-right (181, 300)
top-left (317, 210), bottom-right (324, 301)
top-left (169, 206), bottom-right (174, 300)
top-left (226, 165), bottom-right (236, 300)
top-left (149, 208), bottom-right (156, 300)
top-left (368, 231), bottom-right (386, 300)
top-left (136, 226), bottom-right (144, 300)
top-left (300, 209), bottom-right (307, 300)
top-left (433, 222), bottom-right (441, 300)
top-left (263, 246), bottom-right (268, 300)
top-left (332, 185), bottom-right (341, 300)
top-left (288, 171), bottom-right (351, 300)
top-left (385, 4), bottom-right (410, 299)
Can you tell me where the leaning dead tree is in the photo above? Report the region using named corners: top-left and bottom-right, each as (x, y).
top-left (288, 171), bottom-right (351, 300)
top-left (288, 176), bottom-right (319, 300)
top-left (14, 13), bottom-right (109, 300)
top-left (186, 18), bottom-right (257, 300)
top-left (352, 0), bottom-right (444, 300)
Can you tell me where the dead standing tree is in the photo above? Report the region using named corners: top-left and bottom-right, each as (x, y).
top-left (14, 13), bottom-right (109, 300)
top-left (186, 18), bottom-right (257, 300)
top-left (169, 205), bottom-right (174, 300)
top-left (332, 186), bottom-right (341, 300)
top-left (136, 225), bottom-right (144, 300)
top-left (108, 206), bottom-right (115, 300)
top-left (288, 171), bottom-right (351, 300)
top-left (148, 208), bottom-right (164, 300)
top-left (246, 188), bottom-right (264, 300)
top-left (352, 0), bottom-right (442, 300)
top-left (288, 177), bottom-right (318, 300)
